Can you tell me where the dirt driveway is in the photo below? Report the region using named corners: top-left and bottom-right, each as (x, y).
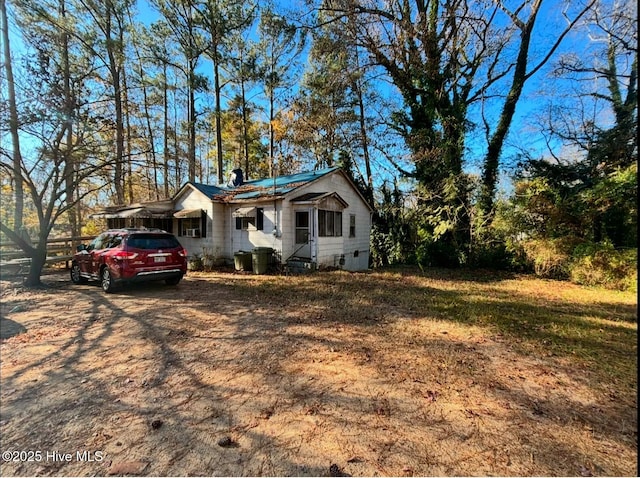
top-left (0, 270), bottom-right (637, 476)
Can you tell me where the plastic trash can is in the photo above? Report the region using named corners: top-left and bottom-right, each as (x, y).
top-left (251, 247), bottom-right (273, 274)
top-left (234, 251), bottom-right (253, 271)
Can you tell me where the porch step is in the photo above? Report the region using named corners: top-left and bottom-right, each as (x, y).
top-left (285, 258), bottom-right (316, 274)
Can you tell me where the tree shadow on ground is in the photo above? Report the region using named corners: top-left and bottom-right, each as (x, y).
top-left (0, 269), bottom-right (636, 476)
top-left (0, 317), bottom-right (26, 339)
top-left (0, 281), bottom-right (349, 476)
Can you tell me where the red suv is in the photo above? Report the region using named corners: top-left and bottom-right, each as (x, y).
top-left (70, 229), bottom-right (188, 293)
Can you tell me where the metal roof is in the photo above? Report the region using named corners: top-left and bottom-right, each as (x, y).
top-left (244, 167), bottom-right (338, 189)
top-left (190, 183), bottom-right (226, 198)
top-left (195, 166), bottom-right (340, 202)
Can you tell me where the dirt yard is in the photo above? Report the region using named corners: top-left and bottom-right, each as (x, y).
top-left (0, 268), bottom-right (637, 476)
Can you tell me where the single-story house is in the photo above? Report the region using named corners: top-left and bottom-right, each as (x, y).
top-left (91, 167), bottom-right (373, 271)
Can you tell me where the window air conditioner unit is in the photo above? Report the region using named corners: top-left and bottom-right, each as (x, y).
top-left (185, 228), bottom-right (200, 237)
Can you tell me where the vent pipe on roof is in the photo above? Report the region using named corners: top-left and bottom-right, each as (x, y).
top-left (228, 168), bottom-right (244, 187)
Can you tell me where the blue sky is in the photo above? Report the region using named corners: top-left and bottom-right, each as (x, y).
top-left (4, 0), bottom-right (626, 195)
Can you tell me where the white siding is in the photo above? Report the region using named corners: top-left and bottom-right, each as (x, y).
top-left (173, 171), bottom-right (371, 270)
top-left (173, 188), bottom-right (226, 260)
top-left (282, 171), bottom-right (372, 271)
top-left (227, 202), bottom-right (284, 259)
top-left (211, 202), bottom-right (227, 259)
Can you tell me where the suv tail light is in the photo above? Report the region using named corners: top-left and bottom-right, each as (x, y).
top-left (113, 251), bottom-right (139, 260)
top-left (178, 248), bottom-right (187, 258)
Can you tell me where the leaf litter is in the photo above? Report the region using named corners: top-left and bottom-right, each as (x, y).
top-left (0, 269), bottom-right (636, 476)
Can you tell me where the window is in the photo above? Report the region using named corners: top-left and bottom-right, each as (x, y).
top-left (90, 233), bottom-right (110, 250)
top-left (89, 233), bottom-right (122, 250)
top-left (235, 216), bottom-right (255, 230)
top-left (127, 234), bottom-right (181, 249)
top-left (234, 208), bottom-right (263, 231)
top-left (318, 210), bottom-right (342, 237)
top-left (110, 218), bottom-right (125, 229)
top-left (180, 217), bottom-right (201, 237)
top-left (177, 210), bottom-right (206, 238)
top-left (349, 215), bottom-right (356, 238)
top-left (106, 235), bottom-right (123, 249)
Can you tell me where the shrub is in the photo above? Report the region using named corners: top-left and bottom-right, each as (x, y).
top-left (416, 239), bottom-right (461, 268)
top-left (469, 231), bottom-right (535, 271)
top-left (570, 243), bottom-right (637, 291)
top-left (370, 223), bottom-right (411, 267)
top-left (521, 237), bottom-right (582, 279)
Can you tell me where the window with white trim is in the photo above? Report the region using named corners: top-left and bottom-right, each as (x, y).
top-left (180, 217), bottom-right (201, 237)
top-left (318, 210), bottom-right (342, 237)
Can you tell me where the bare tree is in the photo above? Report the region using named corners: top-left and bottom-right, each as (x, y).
top-left (477, 0), bottom-right (597, 219)
top-left (1, 0), bottom-right (113, 286)
top-left (1, 0), bottom-right (24, 231)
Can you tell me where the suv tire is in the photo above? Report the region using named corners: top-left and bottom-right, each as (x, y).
top-left (101, 267), bottom-right (116, 293)
top-left (70, 262), bottom-right (87, 284)
top-left (165, 275), bottom-right (183, 286)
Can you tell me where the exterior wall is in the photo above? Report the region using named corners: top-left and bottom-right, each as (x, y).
top-left (210, 202), bottom-right (227, 260)
top-left (280, 202), bottom-right (296, 262)
top-left (172, 188), bottom-right (222, 259)
top-left (283, 171), bottom-right (372, 271)
top-left (228, 202), bottom-right (284, 260)
top-left (172, 171), bottom-right (371, 271)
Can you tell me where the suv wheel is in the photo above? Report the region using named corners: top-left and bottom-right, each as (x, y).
top-left (101, 267), bottom-right (116, 293)
top-left (70, 262), bottom-right (87, 284)
top-left (165, 275), bottom-right (182, 286)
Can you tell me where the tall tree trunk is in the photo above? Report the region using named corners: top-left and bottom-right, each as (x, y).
top-left (1, 0), bottom-right (24, 231)
top-left (188, 60), bottom-right (197, 182)
top-left (479, 13), bottom-right (537, 217)
top-left (268, 54), bottom-right (276, 178)
top-left (240, 76), bottom-right (250, 179)
top-left (173, 97), bottom-right (181, 187)
top-left (214, 56), bottom-right (224, 184)
top-left (122, 63), bottom-right (134, 204)
top-left (25, 237), bottom-right (47, 287)
top-left (136, 42), bottom-right (160, 199)
top-left (354, 70), bottom-right (373, 204)
top-left (59, 0), bottom-right (78, 241)
top-left (105, 1), bottom-right (125, 204)
top-left (479, 0), bottom-right (595, 218)
top-left (163, 64), bottom-right (170, 198)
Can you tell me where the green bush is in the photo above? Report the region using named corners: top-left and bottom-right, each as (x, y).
top-left (370, 223), bottom-right (415, 267)
top-left (416, 239), bottom-right (461, 268)
top-left (570, 243), bottom-right (637, 291)
top-left (469, 236), bottom-right (534, 271)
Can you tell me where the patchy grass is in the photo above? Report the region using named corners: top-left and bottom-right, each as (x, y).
top-left (223, 266), bottom-right (637, 387)
top-left (0, 267), bottom-right (637, 476)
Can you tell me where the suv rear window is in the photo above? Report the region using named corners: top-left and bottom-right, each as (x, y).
top-left (126, 234), bottom-right (181, 250)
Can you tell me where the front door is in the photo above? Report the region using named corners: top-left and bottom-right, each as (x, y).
top-left (294, 210), bottom-right (312, 259)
